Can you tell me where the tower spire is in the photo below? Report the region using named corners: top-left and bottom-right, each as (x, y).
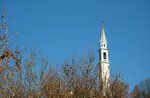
top-left (100, 21), bottom-right (107, 43)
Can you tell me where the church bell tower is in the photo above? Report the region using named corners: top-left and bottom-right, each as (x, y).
top-left (98, 22), bottom-right (110, 87)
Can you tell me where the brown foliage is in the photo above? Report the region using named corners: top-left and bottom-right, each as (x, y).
top-left (0, 10), bottom-right (130, 98)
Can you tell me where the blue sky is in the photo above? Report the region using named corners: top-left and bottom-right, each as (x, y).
top-left (1, 0), bottom-right (150, 91)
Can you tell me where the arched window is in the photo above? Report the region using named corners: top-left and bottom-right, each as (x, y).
top-left (103, 52), bottom-right (106, 59)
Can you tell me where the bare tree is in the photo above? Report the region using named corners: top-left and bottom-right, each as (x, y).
top-left (0, 8), bottom-right (8, 52)
top-left (131, 85), bottom-right (141, 98)
top-left (131, 78), bottom-right (150, 98)
top-left (110, 73), bottom-right (129, 98)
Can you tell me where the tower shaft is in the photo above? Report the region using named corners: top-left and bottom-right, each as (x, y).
top-left (98, 22), bottom-right (110, 89)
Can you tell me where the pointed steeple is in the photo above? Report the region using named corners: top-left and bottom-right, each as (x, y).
top-left (98, 21), bottom-right (110, 94)
top-left (100, 22), bottom-right (107, 43)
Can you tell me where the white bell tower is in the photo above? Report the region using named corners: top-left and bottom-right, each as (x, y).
top-left (98, 22), bottom-right (110, 88)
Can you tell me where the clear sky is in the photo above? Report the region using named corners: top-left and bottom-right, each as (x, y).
top-left (1, 0), bottom-right (150, 91)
